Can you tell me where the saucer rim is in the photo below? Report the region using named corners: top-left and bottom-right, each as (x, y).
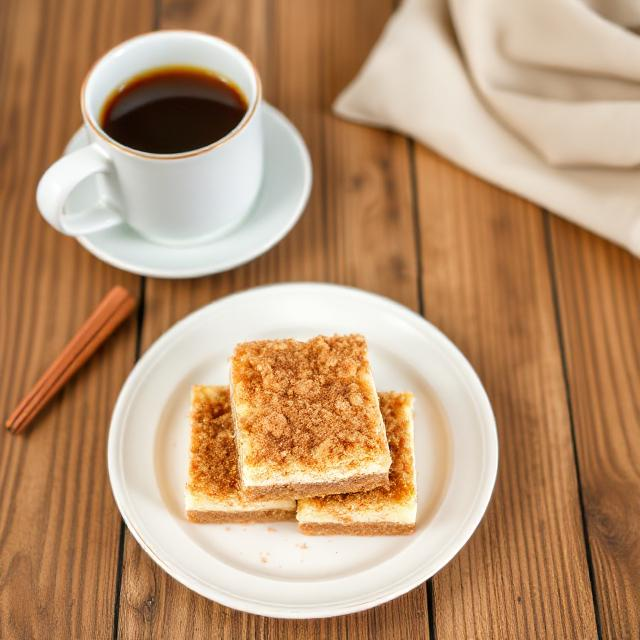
top-left (65, 102), bottom-right (312, 279)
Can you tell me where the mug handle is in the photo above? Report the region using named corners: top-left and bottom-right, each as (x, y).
top-left (36, 143), bottom-right (124, 236)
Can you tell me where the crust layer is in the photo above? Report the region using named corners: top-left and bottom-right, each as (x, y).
top-left (186, 508), bottom-right (295, 524)
top-left (299, 522), bottom-right (415, 536)
top-left (242, 472), bottom-right (389, 500)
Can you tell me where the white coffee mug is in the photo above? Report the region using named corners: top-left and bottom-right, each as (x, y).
top-left (37, 31), bottom-right (263, 245)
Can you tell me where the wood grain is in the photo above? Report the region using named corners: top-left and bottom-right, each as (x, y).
top-left (116, 1), bottom-right (426, 639)
top-left (2, 0), bottom-right (638, 638)
top-left (413, 149), bottom-right (599, 639)
top-left (548, 218), bottom-right (640, 640)
top-left (0, 0), bottom-right (152, 637)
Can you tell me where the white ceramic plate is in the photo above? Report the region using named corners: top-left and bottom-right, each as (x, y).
top-left (64, 103), bottom-right (312, 278)
top-left (108, 283), bottom-right (498, 618)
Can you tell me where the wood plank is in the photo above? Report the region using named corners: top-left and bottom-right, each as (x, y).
top-left (117, 1), bottom-right (426, 638)
top-left (413, 149), bottom-right (599, 639)
top-left (0, 0), bottom-right (153, 637)
top-left (548, 218), bottom-right (640, 640)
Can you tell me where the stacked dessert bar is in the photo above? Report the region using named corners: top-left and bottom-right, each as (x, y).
top-left (185, 334), bottom-right (417, 535)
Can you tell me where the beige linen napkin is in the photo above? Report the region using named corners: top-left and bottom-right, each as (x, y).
top-left (334, 0), bottom-right (640, 256)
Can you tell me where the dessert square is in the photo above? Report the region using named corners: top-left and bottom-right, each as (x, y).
top-left (229, 334), bottom-right (392, 499)
top-left (185, 385), bottom-right (296, 523)
top-left (296, 391), bottom-right (417, 535)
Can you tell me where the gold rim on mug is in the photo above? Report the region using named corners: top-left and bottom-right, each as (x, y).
top-left (80, 30), bottom-right (262, 161)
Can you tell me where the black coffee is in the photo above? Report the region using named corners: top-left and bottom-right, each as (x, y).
top-left (100, 66), bottom-right (248, 154)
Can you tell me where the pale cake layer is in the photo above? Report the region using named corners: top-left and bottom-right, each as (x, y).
top-left (297, 494), bottom-right (416, 524)
top-left (230, 335), bottom-right (391, 497)
top-left (186, 492), bottom-right (296, 513)
top-left (297, 392), bottom-right (417, 534)
top-left (242, 471), bottom-right (389, 500)
top-left (299, 522), bottom-right (415, 536)
top-left (186, 385), bottom-right (296, 520)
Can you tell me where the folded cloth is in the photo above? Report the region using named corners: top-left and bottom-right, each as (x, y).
top-left (334, 0), bottom-right (640, 256)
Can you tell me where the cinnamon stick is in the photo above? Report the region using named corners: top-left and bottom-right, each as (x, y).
top-left (5, 286), bottom-right (136, 434)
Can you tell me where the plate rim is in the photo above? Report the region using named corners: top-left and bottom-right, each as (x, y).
top-left (108, 282), bottom-right (498, 618)
top-left (67, 103), bottom-right (312, 278)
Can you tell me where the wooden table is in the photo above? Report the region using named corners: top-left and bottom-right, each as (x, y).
top-left (1, 1), bottom-right (638, 638)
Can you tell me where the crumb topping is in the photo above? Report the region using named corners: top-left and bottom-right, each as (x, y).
top-left (187, 386), bottom-right (242, 500)
top-left (230, 335), bottom-right (389, 473)
top-left (301, 392), bottom-right (416, 511)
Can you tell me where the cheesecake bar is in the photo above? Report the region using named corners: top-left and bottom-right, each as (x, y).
top-left (185, 385), bottom-right (296, 523)
top-left (296, 391), bottom-right (417, 535)
top-left (229, 335), bottom-right (392, 500)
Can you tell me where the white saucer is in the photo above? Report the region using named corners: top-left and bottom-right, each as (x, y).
top-left (63, 104), bottom-right (312, 278)
top-left (108, 283), bottom-right (498, 618)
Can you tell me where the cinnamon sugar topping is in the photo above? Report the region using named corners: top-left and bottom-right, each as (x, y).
top-left (230, 335), bottom-right (390, 474)
top-left (300, 392), bottom-right (416, 512)
top-left (187, 386), bottom-right (241, 500)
